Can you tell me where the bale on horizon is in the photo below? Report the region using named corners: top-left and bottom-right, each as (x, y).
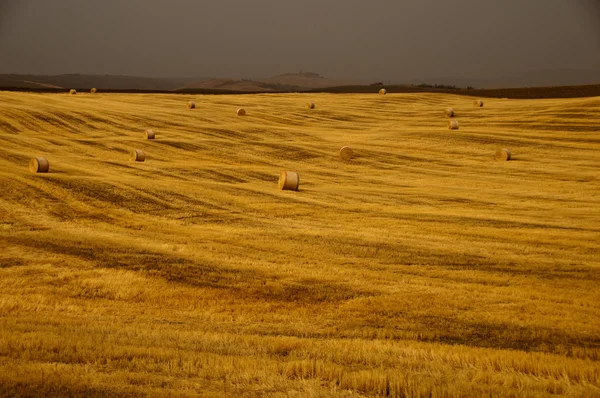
top-left (278, 171), bottom-right (300, 191)
top-left (69, 89), bottom-right (76, 95)
top-left (474, 99), bottom-right (484, 107)
top-left (237, 108), bottom-right (246, 116)
top-left (187, 101), bottom-right (195, 109)
top-left (90, 88), bottom-right (97, 94)
top-left (340, 146), bottom-right (354, 160)
top-left (131, 149), bottom-right (146, 162)
top-left (495, 148), bottom-right (512, 161)
top-left (29, 157), bottom-right (49, 173)
top-left (145, 130), bottom-right (155, 140)
top-left (379, 88), bottom-right (387, 95)
top-left (448, 120), bottom-right (459, 130)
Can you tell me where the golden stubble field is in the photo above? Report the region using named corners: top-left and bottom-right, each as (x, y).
top-left (0, 91), bottom-right (599, 397)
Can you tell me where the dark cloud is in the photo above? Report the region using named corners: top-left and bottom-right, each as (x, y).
top-left (0, 0), bottom-right (598, 80)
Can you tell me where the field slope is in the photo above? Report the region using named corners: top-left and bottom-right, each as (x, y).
top-left (0, 92), bottom-right (599, 397)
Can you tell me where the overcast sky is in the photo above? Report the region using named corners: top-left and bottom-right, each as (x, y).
top-left (0, 0), bottom-right (599, 81)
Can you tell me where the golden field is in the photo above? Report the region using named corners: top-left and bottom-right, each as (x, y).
top-left (0, 91), bottom-right (599, 397)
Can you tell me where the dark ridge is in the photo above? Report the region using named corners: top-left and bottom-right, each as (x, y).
top-left (2, 84), bottom-right (600, 99)
top-left (307, 84), bottom-right (600, 99)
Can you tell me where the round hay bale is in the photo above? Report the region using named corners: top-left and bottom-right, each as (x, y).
top-left (445, 108), bottom-right (455, 117)
top-left (130, 149), bottom-right (146, 162)
top-left (379, 88), bottom-right (387, 95)
top-left (307, 101), bottom-right (315, 109)
top-left (339, 146), bottom-right (354, 160)
top-left (237, 108), bottom-right (246, 116)
top-left (29, 157), bottom-right (49, 173)
top-left (448, 120), bottom-right (459, 130)
top-left (495, 148), bottom-right (511, 161)
top-left (145, 129), bottom-right (155, 140)
top-left (278, 171), bottom-right (300, 191)
top-left (90, 88), bottom-right (97, 94)
top-left (474, 99), bottom-right (484, 107)
top-left (187, 101), bottom-right (195, 109)
top-left (69, 89), bottom-right (76, 95)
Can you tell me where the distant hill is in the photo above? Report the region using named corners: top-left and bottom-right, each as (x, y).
top-left (0, 75), bottom-right (62, 89)
top-left (0, 72), bottom-right (362, 92)
top-left (1, 69), bottom-right (600, 95)
top-left (261, 72), bottom-right (355, 89)
top-left (0, 74), bottom-right (206, 91)
top-left (412, 69), bottom-right (600, 89)
top-left (181, 72), bottom-right (357, 92)
top-left (181, 78), bottom-right (300, 92)
top-left (183, 78), bottom-right (272, 91)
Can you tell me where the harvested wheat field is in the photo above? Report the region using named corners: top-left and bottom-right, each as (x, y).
top-left (0, 91), bottom-right (599, 397)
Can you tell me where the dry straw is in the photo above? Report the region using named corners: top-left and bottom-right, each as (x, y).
top-left (379, 88), bottom-right (387, 95)
top-left (339, 146), bottom-right (354, 160)
top-left (187, 101), bottom-right (195, 109)
top-left (237, 108), bottom-right (246, 116)
top-left (474, 99), bottom-right (484, 107)
top-left (448, 120), bottom-right (459, 130)
top-left (29, 157), bottom-right (49, 173)
top-left (495, 148), bottom-right (511, 161)
top-left (145, 129), bottom-right (155, 140)
top-left (278, 171), bottom-right (300, 191)
top-left (445, 108), bottom-right (455, 117)
top-left (90, 88), bottom-right (97, 94)
top-left (307, 101), bottom-right (315, 109)
top-left (130, 149), bottom-right (146, 162)
top-left (69, 89), bottom-right (76, 95)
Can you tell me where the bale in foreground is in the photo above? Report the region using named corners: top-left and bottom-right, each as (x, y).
top-left (474, 99), bottom-right (484, 107)
top-left (340, 146), bottom-right (354, 160)
top-left (279, 171), bottom-right (300, 191)
top-left (145, 130), bottom-right (155, 140)
top-left (131, 149), bottom-right (146, 162)
top-left (29, 157), bottom-right (49, 173)
top-left (307, 101), bottom-right (315, 109)
top-left (445, 108), bottom-right (455, 117)
top-left (448, 120), bottom-right (459, 130)
top-left (187, 101), bottom-right (195, 109)
top-left (237, 108), bottom-right (246, 116)
top-left (495, 148), bottom-right (512, 161)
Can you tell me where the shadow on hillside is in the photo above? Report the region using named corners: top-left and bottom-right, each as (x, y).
top-left (3, 236), bottom-right (373, 304)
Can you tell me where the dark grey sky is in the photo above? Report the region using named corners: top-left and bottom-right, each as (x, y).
top-left (0, 0), bottom-right (599, 80)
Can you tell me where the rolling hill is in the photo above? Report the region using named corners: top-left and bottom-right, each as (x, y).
top-left (0, 91), bottom-right (599, 397)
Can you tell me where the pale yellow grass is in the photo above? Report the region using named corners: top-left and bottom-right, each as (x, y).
top-left (0, 91), bottom-right (599, 397)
